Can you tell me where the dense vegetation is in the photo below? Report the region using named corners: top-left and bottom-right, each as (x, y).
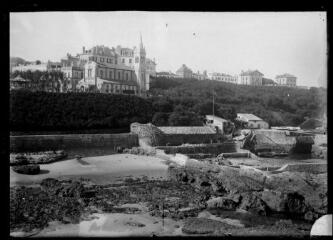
top-left (10, 76), bottom-right (326, 132)
top-left (10, 90), bottom-right (153, 131)
top-left (149, 76), bottom-right (327, 127)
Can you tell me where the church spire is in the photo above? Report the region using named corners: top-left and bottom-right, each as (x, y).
top-left (140, 32), bottom-right (144, 49)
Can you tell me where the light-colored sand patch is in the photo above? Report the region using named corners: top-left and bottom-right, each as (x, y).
top-left (33, 213), bottom-right (184, 237)
top-left (10, 154), bottom-right (169, 186)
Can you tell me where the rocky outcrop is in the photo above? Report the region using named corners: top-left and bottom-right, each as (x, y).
top-left (10, 150), bottom-right (67, 165)
top-left (168, 158), bottom-right (327, 222)
top-left (12, 164), bottom-right (40, 175)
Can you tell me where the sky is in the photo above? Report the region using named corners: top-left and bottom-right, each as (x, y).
top-left (10, 11), bottom-right (327, 88)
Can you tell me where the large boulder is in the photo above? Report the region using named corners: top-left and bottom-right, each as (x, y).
top-left (12, 164), bottom-right (40, 175)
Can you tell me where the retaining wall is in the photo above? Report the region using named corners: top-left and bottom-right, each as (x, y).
top-left (10, 133), bottom-right (139, 153)
top-left (157, 142), bottom-right (237, 156)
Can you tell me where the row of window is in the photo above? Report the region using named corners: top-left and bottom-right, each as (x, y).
top-left (104, 84), bottom-right (136, 91)
top-left (89, 56), bottom-right (118, 65)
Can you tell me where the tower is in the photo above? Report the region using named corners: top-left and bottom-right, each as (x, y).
top-left (134, 33), bottom-right (148, 95)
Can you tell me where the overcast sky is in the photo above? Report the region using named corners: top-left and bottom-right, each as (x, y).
top-left (10, 11), bottom-right (327, 87)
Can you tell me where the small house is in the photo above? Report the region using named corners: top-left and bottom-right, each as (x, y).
top-left (236, 113), bottom-right (269, 129)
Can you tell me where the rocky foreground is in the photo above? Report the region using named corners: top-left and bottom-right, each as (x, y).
top-left (169, 158), bottom-right (327, 222)
top-left (10, 173), bottom-right (316, 236)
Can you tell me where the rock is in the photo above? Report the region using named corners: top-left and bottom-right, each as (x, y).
top-left (304, 211), bottom-right (318, 222)
top-left (238, 192), bottom-right (269, 216)
top-left (206, 197), bottom-right (238, 210)
top-left (12, 164), bottom-right (40, 175)
top-left (182, 217), bottom-right (237, 234)
top-left (261, 189), bottom-right (287, 212)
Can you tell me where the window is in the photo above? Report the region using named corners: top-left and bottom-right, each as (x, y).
top-left (110, 58), bottom-right (113, 64)
top-left (109, 70), bottom-right (112, 79)
top-left (135, 57), bottom-right (139, 63)
top-left (129, 59), bottom-right (132, 63)
top-left (100, 70), bottom-right (103, 78)
top-left (115, 59), bottom-right (117, 64)
top-left (118, 72), bottom-right (121, 80)
top-left (122, 59), bottom-right (125, 63)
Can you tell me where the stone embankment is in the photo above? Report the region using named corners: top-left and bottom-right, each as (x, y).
top-left (168, 158), bottom-right (327, 222)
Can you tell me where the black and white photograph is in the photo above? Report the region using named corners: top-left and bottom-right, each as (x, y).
top-left (9, 11), bottom-right (330, 237)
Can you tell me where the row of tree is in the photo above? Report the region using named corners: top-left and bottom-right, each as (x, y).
top-left (10, 90), bottom-right (153, 131)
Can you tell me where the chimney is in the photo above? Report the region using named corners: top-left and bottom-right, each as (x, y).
top-left (83, 46), bottom-right (85, 53)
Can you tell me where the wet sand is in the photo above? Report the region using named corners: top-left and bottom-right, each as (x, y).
top-left (10, 154), bottom-right (170, 186)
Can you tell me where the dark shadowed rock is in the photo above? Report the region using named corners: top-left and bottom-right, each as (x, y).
top-left (238, 192), bottom-right (269, 216)
top-left (12, 164), bottom-right (40, 175)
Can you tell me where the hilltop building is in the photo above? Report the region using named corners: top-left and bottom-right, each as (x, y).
top-left (77, 35), bottom-right (154, 95)
top-left (12, 61), bottom-right (62, 72)
top-left (176, 64), bottom-right (193, 78)
top-left (239, 70), bottom-right (264, 86)
top-left (156, 71), bottom-right (178, 78)
top-left (275, 73), bottom-right (297, 87)
top-left (192, 70), bottom-right (208, 80)
top-left (208, 72), bottom-right (237, 84)
top-left (236, 113), bottom-right (269, 129)
top-left (60, 54), bottom-right (84, 91)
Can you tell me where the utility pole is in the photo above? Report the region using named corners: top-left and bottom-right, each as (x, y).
top-left (212, 87), bottom-right (215, 122)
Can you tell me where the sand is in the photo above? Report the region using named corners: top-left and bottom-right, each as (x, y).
top-left (10, 154), bottom-right (170, 186)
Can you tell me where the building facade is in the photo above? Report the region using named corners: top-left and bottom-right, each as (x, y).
top-left (275, 73), bottom-right (297, 87)
top-left (208, 72), bottom-right (237, 84)
top-left (176, 64), bottom-right (193, 78)
top-left (156, 71), bottom-right (178, 78)
top-left (60, 54), bottom-right (84, 91)
top-left (236, 113), bottom-right (269, 129)
top-left (77, 60), bottom-right (138, 94)
top-left (192, 71), bottom-right (208, 80)
top-left (77, 35), bottom-right (153, 95)
top-left (12, 61), bottom-right (62, 72)
top-left (239, 70), bottom-right (264, 86)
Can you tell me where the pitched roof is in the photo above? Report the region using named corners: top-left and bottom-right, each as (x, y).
top-left (176, 64), bottom-right (193, 74)
top-left (206, 115), bottom-right (229, 122)
top-left (240, 70), bottom-right (264, 76)
top-left (157, 126), bottom-right (216, 135)
top-left (237, 113), bottom-right (263, 121)
top-left (276, 73), bottom-right (296, 78)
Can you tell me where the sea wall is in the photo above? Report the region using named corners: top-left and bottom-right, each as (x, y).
top-left (10, 133), bottom-right (139, 153)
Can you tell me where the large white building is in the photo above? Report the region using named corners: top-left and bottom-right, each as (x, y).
top-left (275, 73), bottom-right (297, 87)
top-left (77, 35), bottom-right (155, 95)
top-left (239, 70), bottom-right (264, 86)
top-left (208, 72), bottom-right (237, 84)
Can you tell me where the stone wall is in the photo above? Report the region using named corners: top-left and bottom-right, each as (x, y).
top-left (10, 133), bottom-right (139, 153)
top-left (162, 134), bottom-right (220, 146)
top-left (157, 142), bottom-right (237, 156)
